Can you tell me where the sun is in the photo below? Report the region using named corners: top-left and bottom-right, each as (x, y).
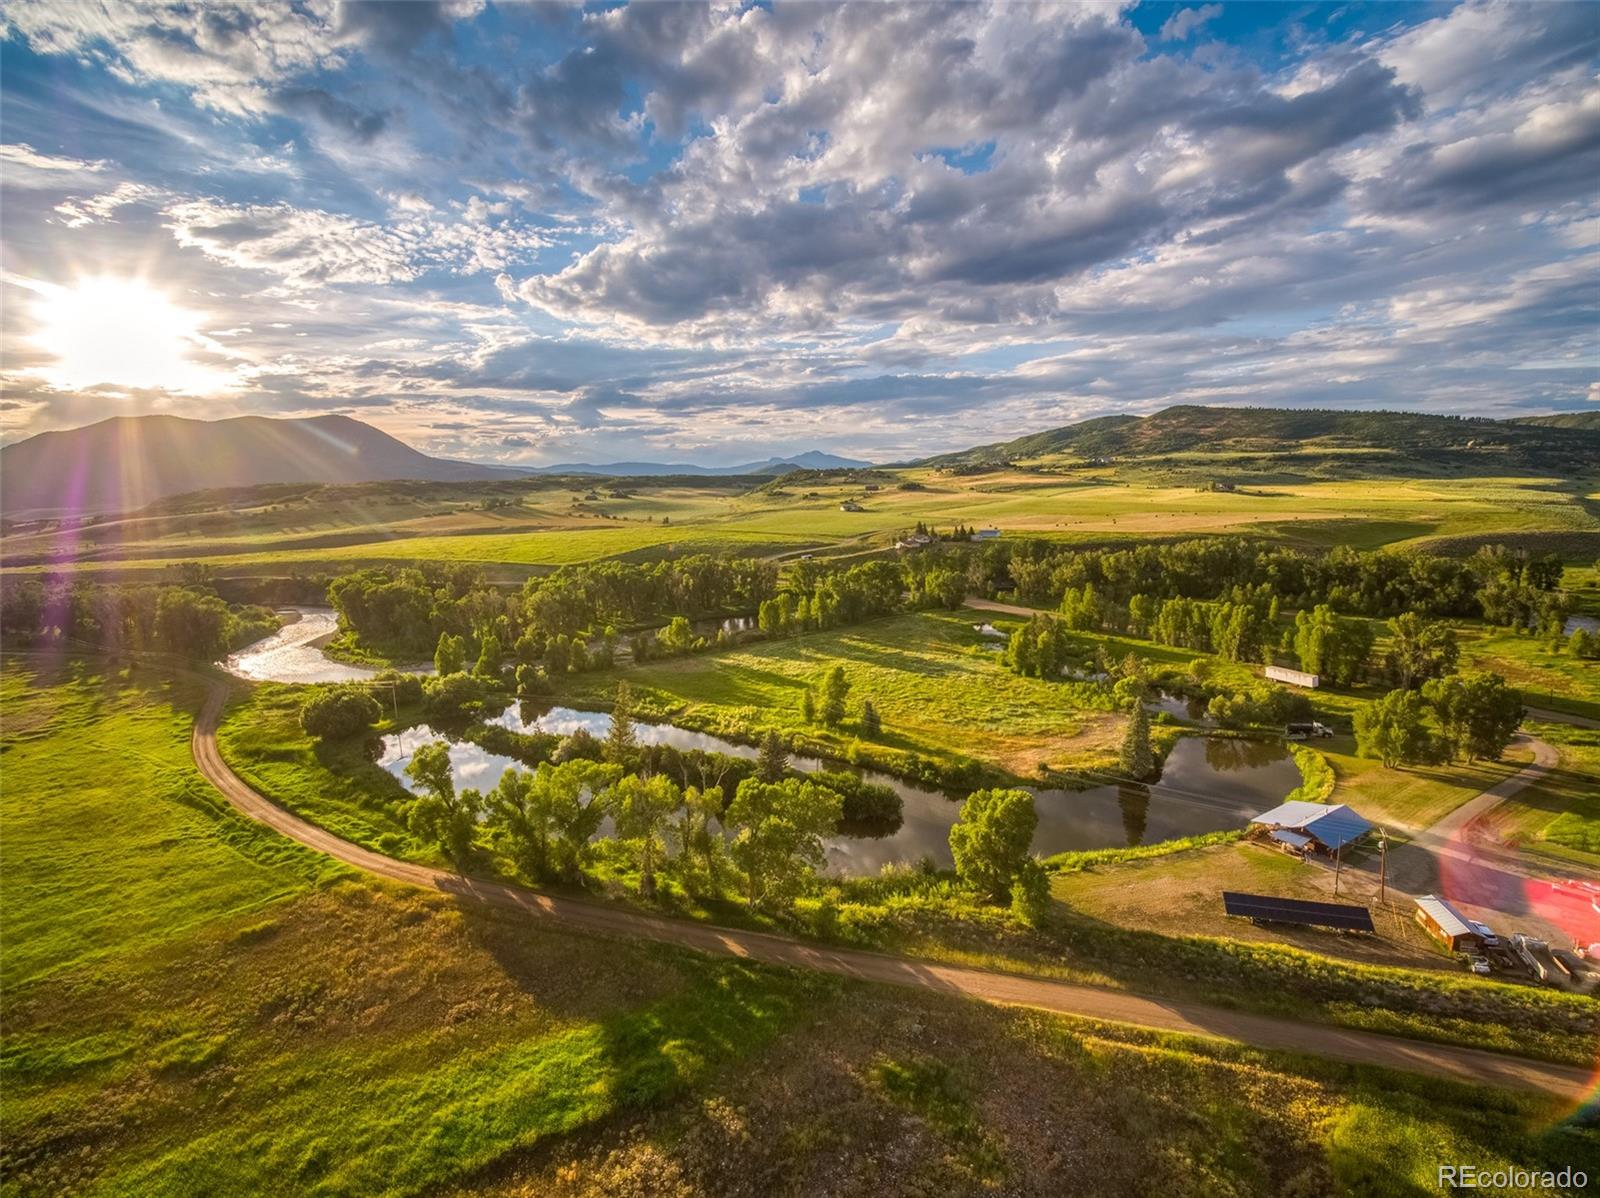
top-left (31, 277), bottom-right (229, 394)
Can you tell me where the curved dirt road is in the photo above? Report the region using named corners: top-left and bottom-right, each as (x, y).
top-left (193, 679), bottom-right (1593, 1099)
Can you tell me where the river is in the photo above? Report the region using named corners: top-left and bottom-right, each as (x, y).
top-left (376, 704), bottom-right (1298, 876)
top-left (224, 608), bottom-right (435, 684)
top-left (230, 608), bottom-right (1299, 876)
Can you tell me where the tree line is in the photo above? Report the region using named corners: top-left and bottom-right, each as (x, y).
top-left (0, 579), bottom-right (278, 661)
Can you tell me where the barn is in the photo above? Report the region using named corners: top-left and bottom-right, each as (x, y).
top-left (1249, 801), bottom-right (1373, 857)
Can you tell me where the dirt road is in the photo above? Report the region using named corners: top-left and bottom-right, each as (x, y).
top-left (192, 679), bottom-right (1593, 1099)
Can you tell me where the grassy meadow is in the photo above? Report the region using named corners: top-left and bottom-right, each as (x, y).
top-left (4, 662), bottom-right (1594, 1198)
top-left (559, 609), bottom-right (1124, 778)
top-left (7, 463), bottom-right (1595, 579)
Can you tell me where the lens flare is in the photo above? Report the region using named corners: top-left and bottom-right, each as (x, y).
top-left (32, 276), bottom-right (228, 393)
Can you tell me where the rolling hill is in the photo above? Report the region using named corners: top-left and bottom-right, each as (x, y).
top-left (918, 405), bottom-right (1600, 471)
top-left (0, 414), bottom-right (525, 517)
top-left (530, 450), bottom-right (870, 476)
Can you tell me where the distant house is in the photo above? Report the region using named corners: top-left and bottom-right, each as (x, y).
top-left (971, 527), bottom-right (1000, 541)
top-left (839, 500), bottom-right (864, 512)
top-left (1265, 664), bottom-right (1320, 689)
top-left (895, 532), bottom-right (934, 550)
top-left (864, 483), bottom-right (882, 492)
top-left (1249, 801), bottom-right (1373, 857)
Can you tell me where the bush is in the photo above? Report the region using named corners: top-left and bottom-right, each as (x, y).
top-left (812, 769), bottom-right (903, 825)
top-left (423, 671), bottom-right (490, 723)
top-left (1009, 859), bottom-right (1052, 927)
top-left (373, 669), bottom-right (423, 707)
top-left (299, 687), bottom-right (382, 740)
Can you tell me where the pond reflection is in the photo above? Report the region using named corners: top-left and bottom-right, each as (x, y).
top-left (376, 705), bottom-right (1300, 876)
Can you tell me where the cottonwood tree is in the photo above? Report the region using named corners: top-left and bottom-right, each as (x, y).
top-left (949, 788), bottom-right (1037, 902)
top-left (860, 699), bottom-right (881, 738)
top-left (1353, 690), bottom-right (1432, 768)
top-left (1423, 671), bottom-right (1523, 763)
top-left (403, 741), bottom-right (481, 865)
top-left (1294, 605), bottom-right (1373, 685)
top-left (820, 665), bottom-right (850, 726)
top-left (485, 767), bottom-right (548, 879)
top-left (434, 631), bottom-right (466, 675)
top-left (608, 773), bottom-right (682, 896)
top-left (300, 687), bottom-right (381, 740)
top-left (1385, 613), bottom-right (1459, 689)
top-left (474, 633), bottom-right (502, 678)
top-left (674, 784), bottom-right (726, 895)
top-left (725, 778), bottom-right (843, 909)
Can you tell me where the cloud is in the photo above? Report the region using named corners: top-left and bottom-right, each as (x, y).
top-left (2, 0), bottom-right (1593, 463)
top-left (162, 198), bottom-right (548, 287)
top-left (1160, 5), bottom-right (1221, 42)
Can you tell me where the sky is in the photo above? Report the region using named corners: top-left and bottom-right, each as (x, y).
top-left (0, 1), bottom-right (1595, 467)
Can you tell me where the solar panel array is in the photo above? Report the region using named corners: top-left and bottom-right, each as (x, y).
top-left (1221, 891), bottom-right (1375, 932)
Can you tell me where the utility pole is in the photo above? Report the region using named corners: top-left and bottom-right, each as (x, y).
top-left (1378, 827), bottom-right (1388, 906)
top-left (1333, 841), bottom-right (1343, 897)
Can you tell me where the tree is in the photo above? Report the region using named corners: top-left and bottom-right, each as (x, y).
top-left (800, 688), bottom-right (817, 723)
top-left (1385, 613), bottom-right (1458, 689)
top-left (484, 767), bottom-right (549, 879)
top-left (1424, 671), bottom-right (1523, 763)
top-left (820, 665), bottom-right (850, 726)
top-left (949, 788), bottom-right (1037, 901)
top-left (474, 632), bottom-right (502, 678)
top-left (1009, 858), bottom-right (1052, 927)
top-left (299, 687), bottom-right (381, 740)
top-left (676, 784), bottom-right (726, 894)
top-left (756, 729), bottom-right (789, 782)
top-left (860, 699), bottom-right (881, 738)
top-left (608, 773), bottom-right (683, 896)
top-left (490, 758), bottom-right (623, 882)
top-left (725, 778), bottom-right (843, 909)
top-left (434, 631), bottom-right (466, 675)
top-left (605, 682), bottom-right (637, 766)
top-left (1294, 605), bottom-right (1373, 686)
top-left (658, 615), bottom-right (695, 655)
top-left (1353, 690), bottom-right (1432, 768)
top-left (515, 662), bottom-right (548, 696)
top-left (403, 741), bottom-right (481, 865)
top-left (1118, 702), bottom-right (1154, 781)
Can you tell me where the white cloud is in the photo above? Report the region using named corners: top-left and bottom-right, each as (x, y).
top-left (1160, 5), bottom-right (1221, 42)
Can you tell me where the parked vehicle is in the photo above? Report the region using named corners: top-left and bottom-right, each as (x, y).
top-left (1512, 933), bottom-right (1562, 985)
top-left (1466, 955), bottom-right (1492, 976)
top-left (1467, 920), bottom-right (1499, 949)
top-left (1285, 721), bottom-right (1334, 740)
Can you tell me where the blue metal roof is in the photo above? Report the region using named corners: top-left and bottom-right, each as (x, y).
top-left (1251, 801), bottom-right (1373, 851)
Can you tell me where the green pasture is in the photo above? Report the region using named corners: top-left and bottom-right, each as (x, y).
top-left (559, 609), bottom-right (1124, 777)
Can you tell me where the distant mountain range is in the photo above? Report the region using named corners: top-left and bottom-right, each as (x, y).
top-left (5, 406), bottom-right (1593, 518)
top-left (915, 405), bottom-right (1600, 470)
top-left (0, 414), bottom-right (870, 516)
top-left (528, 450), bottom-right (870, 476)
top-left (0, 414), bottom-right (524, 517)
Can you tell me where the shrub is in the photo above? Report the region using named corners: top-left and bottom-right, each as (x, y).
top-left (299, 687), bottom-right (382, 740)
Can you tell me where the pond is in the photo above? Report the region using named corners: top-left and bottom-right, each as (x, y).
top-left (375, 704), bottom-right (1300, 876)
top-left (224, 606), bottom-right (434, 684)
top-left (1144, 690), bottom-right (1214, 724)
top-left (1564, 615), bottom-right (1599, 636)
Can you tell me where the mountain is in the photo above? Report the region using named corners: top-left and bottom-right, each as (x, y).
top-left (531, 450), bottom-right (871, 476)
top-left (917, 405), bottom-right (1600, 471)
top-left (1513, 412), bottom-right (1600, 431)
top-left (0, 414), bottom-right (527, 517)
